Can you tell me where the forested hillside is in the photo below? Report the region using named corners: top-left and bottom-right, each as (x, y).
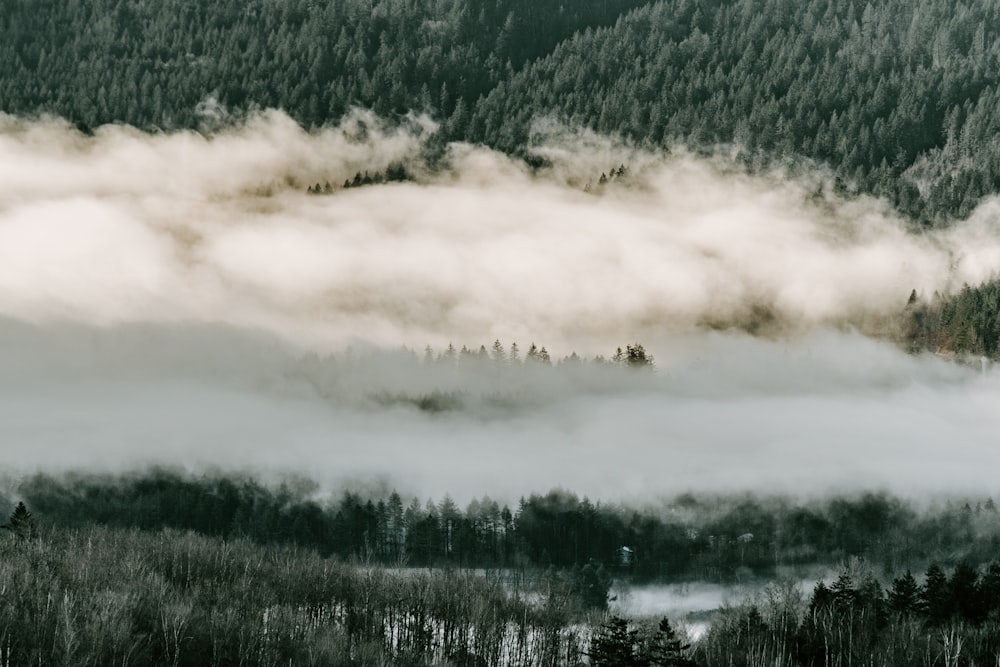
top-left (475, 0), bottom-right (1000, 223)
top-left (0, 0), bottom-right (646, 129)
top-left (4, 0), bottom-right (1000, 222)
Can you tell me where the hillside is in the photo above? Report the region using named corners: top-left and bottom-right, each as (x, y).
top-left (4, 0), bottom-right (1000, 222)
top-left (471, 0), bottom-right (1000, 224)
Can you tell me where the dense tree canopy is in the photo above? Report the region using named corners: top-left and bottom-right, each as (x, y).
top-left (702, 560), bottom-right (1000, 667)
top-left (4, 0), bottom-right (1000, 221)
top-left (15, 473), bottom-right (1000, 583)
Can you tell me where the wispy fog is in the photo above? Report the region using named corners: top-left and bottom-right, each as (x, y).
top-left (3, 111), bottom-right (1000, 352)
top-left (0, 319), bottom-right (995, 503)
top-left (1, 111), bottom-right (999, 501)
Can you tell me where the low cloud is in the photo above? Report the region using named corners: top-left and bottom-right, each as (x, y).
top-left (0, 110), bottom-right (999, 352)
top-left (1, 110), bottom-right (999, 502)
top-left (0, 319), bottom-right (995, 503)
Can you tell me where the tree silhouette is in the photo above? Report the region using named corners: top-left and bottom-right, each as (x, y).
top-left (645, 617), bottom-right (694, 666)
top-left (888, 570), bottom-right (920, 614)
top-left (625, 343), bottom-right (653, 368)
top-left (2, 501), bottom-right (34, 540)
top-left (920, 563), bottom-right (951, 624)
top-left (574, 562), bottom-right (612, 610)
top-left (588, 616), bottom-right (644, 667)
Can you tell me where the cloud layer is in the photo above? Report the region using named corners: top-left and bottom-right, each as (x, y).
top-left (0, 318), bottom-right (995, 503)
top-left (2, 110), bottom-right (999, 501)
top-left (2, 110), bottom-right (1000, 353)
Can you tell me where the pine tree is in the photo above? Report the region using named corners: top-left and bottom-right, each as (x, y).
top-left (2, 501), bottom-right (34, 540)
top-left (950, 561), bottom-right (984, 623)
top-left (888, 570), bottom-right (920, 614)
top-left (645, 617), bottom-right (695, 666)
top-left (920, 563), bottom-right (951, 624)
top-left (491, 339), bottom-right (506, 363)
top-left (625, 343), bottom-right (653, 368)
top-left (588, 616), bottom-right (643, 667)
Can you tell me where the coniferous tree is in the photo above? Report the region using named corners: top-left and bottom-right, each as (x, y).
top-left (950, 561), bottom-right (984, 624)
top-left (920, 563), bottom-right (951, 624)
top-left (588, 616), bottom-right (644, 667)
top-left (645, 617), bottom-right (694, 666)
top-left (625, 343), bottom-right (653, 368)
top-left (2, 501), bottom-right (33, 540)
top-left (888, 570), bottom-right (921, 614)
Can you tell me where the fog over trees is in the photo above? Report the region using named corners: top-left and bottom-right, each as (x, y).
top-left (7, 0), bottom-right (1000, 663)
top-left (5, 0), bottom-right (1000, 222)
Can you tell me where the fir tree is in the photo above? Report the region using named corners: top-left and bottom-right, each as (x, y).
top-left (588, 616), bottom-right (643, 667)
top-left (645, 617), bottom-right (694, 667)
top-left (888, 570), bottom-right (920, 614)
top-left (2, 501), bottom-right (34, 540)
top-left (920, 563), bottom-right (951, 623)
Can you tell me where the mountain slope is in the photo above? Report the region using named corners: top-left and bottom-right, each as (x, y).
top-left (470, 0), bottom-right (1000, 223)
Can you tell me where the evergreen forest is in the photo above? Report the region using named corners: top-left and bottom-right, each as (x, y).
top-left (7, 0), bottom-right (1000, 664)
top-left (4, 0), bottom-right (1000, 224)
top-left (6, 480), bottom-right (1000, 665)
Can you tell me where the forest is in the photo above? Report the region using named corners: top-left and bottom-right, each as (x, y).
top-left (7, 0), bottom-right (1000, 663)
top-left (6, 490), bottom-right (1000, 666)
top-left (905, 280), bottom-right (1000, 358)
top-left (4, 0), bottom-right (1000, 224)
top-left (9, 471), bottom-right (1000, 585)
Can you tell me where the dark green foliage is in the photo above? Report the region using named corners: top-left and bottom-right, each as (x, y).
top-left (796, 564), bottom-right (888, 666)
top-left (472, 0), bottom-right (1000, 222)
top-left (613, 343), bottom-right (655, 368)
top-left (706, 560), bottom-right (1000, 667)
top-left (4, 0), bottom-right (1000, 219)
top-left (0, 0), bottom-right (645, 131)
top-left (980, 561), bottom-right (1000, 617)
top-left (1, 501), bottom-right (34, 540)
top-left (950, 560), bottom-right (985, 623)
top-left (370, 389), bottom-right (467, 413)
top-left (589, 616), bottom-right (694, 667)
top-left (314, 162), bottom-right (414, 194)
top-left (888, 570), bottom-right (921, 614)
top-left (645, 617), bottom-right (694, 666)
top-left (920, 562), bottom-right (951, 623)
top-left (19, 472), bottom-right (1000, 586)
top-left (588, 616), bottom-right (644, 667)
top-left (906, 280), bottom-right (1000, 358)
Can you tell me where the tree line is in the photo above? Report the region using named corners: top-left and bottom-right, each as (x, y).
top-left (698, 559), bottom-right (1000, 666)
top-left (13, 473), bottom-right (1000, 584)
top-left (905, 279), bottom-right (1000, 358)
top-left (8, 501), bottom-right (1000, 665)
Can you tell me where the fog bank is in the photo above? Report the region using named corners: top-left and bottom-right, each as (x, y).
top-left (2, 111), bottom-right (1000, 352)
top-left (0, 320), bottom-right (995, 503)
top-left (1, 111), bottom-right (998, 501)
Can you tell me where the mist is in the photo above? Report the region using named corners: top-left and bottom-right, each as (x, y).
top-left (0, 317), bottom-right (996, 504)
top-left (2, 110), bottom-right (1000, 352)
top-left (2, 110), bottom-right (1000, 502)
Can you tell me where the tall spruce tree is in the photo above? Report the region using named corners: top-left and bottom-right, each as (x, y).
top-left (588, 616), bottom-right (644, 667)
top-left (645, 617), bottom-right (695, 666)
